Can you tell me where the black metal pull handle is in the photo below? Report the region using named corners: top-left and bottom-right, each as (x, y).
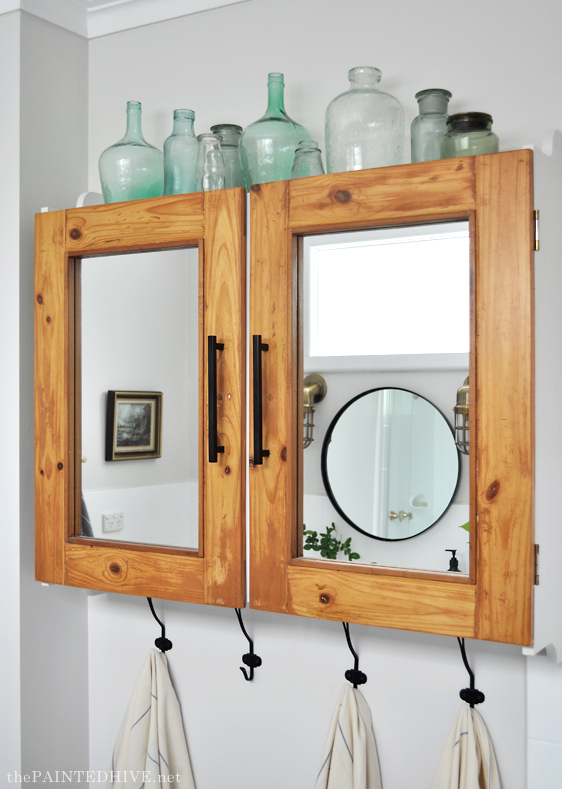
top-left (208, 335), bottom-right (224, 463)
top-left (252, 335), bottom-right (270, 466)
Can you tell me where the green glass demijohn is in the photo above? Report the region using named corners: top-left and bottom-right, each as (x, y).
top-left (164, 109), bottom-right (199, 195)
top-left (99, 101), bottom-right (164, 203)
top-left (239, 72), bottom-right (311, 189)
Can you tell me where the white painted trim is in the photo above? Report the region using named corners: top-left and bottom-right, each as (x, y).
top-left (0, 0), bottom-right (249, 38)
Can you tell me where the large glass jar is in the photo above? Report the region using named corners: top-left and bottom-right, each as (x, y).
top-left (98, 101), bottom-right (164, 203)
top-left (164, 109), bottom-right (198, 195)
top-left (239, 72), bottom-right (311, 188)
top-left (210, 124), bottom-right (245, 188)
top-left (441, 113), bottom-right (499, 158)
top-left (410, 89), bottom-right (451, 163)
top-left (325, 67), bottom-right (404, 173)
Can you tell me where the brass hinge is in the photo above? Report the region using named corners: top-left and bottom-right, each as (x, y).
top-left (535, 543), bottom-right (540, 585)
top-left (534, 209), bottom-right (540, 251)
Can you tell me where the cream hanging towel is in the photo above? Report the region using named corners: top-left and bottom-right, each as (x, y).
top-left (430, 704), bottom-right (501, 789)
top-left (315, 684), bottom-right (382, 789)
top-left (107, 649), bottom-right (196, 788)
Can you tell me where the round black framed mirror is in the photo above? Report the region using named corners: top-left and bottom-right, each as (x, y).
top-left (321, 387), bottom-right (460, 541)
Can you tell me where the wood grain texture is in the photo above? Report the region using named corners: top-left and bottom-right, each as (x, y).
top-left (250, 152), bottom-right (535, 644)
top-left (35, 187), bottom-right (246, 607)
top-left (288, 158), bottom-right (476, 232)
top-left (65, 193), bottom-right (205, 255)
top-left (287, 566), bottom-right (476, 637)
top-left (35, 211), bottom-right (69, 584)
top-left (65, 543), bottom-right (205, 602)
top-left (249, 180), bottom-right (297, 613)
top-left (475, 150), bottom-right (535, 644)
top-left (203, 188), bottom-right (247, 608)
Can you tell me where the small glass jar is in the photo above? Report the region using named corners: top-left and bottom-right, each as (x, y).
top-left (210, 124), bottom-right (244, 188)
top-left (410, 89), bottom-right (451, 163)
top-left (291, 140), bottom-right (325, 179)
top-left (441, 113), bottom-right (499, 159)
top-left (196, 133), bottom-right (225, 191)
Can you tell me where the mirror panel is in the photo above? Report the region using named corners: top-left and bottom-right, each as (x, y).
top-left (79, 248), bottom-right (199, 549)
top-left (301, 222), bottom-right (469, 573)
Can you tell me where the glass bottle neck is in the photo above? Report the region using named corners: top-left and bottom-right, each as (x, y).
top-left (173, 116), bottom-right (195, 136)
top-left (266, 80), bottom-right (287, 117)
top-left (123, 103), bottom-right (144, 141)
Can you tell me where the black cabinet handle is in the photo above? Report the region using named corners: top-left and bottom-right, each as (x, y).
top-left (208, 336), bottom-right (224, 463)
top-left (252, 335), bottom-right (270, 466)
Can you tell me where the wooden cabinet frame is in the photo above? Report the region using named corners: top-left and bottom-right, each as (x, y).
top-left (35, 189), bottom-right (246, 607)
top-left (249, 151), bottom-right (535, 644)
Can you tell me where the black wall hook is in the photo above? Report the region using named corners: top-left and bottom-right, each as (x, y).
top-left (235, 608), bottom-right (262, 681)
top-left (343, 622), bottom-right (367, 689)
top-left (457, 637), bottom-right (484, 707)
top-left (147, 597), bottom-right (172, 652)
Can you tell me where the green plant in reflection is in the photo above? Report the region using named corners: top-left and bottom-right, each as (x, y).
top-left (303, 523), bottom-right (360, 562)
top-left (459, 522), bottom-right (470, 532)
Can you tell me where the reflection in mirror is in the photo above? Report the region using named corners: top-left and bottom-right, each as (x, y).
top-left (79, 248), bottom-right (199, 549)
top-left (321, 388), bottom-right (459, 540)
top-left (301, 221), bottom-right (470, 573)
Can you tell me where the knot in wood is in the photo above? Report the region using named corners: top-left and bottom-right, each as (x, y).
top-left (320, 593), bottom-right (331, 604)
top-left (109, 563), bottom-right (121, 575)
top-left (69, 228), bottom-right (81, 240)
top-left (36, 294), bottom-right (43, 304)
top-left (486, 480), bottom-right (500, 500)
top-left (250, 184), bottom-right (261, 194)
top-left (224, 466), bottom-right (231, 475)
top-left (280, 447), bottom-right (287, 462)
top-left (57, 462), bottom-right (63, 470)
top-left (46, 316), bottom-right (51, 323)
top-left (333, 189), bottom-right (351, 204)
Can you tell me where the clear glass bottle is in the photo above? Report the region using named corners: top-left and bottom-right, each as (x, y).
top-left (164, 109), bottom-right (198, 195)
top-left (410, 89), bottom-right (451, 163)
top-left (196, 133), bottom-right (226, 191)
top-left (239, 72), bottom-right (311, 189)
top-left (98, 101), bottom-right (164, 203)
top-left (325, 67), bottom-right (404, 173)
top-left (291, 140), bottom-right (325, 179)
top-left (210, 124), bottom-right (245, 188)
top-left (441, 113), bottom-right (499, 158)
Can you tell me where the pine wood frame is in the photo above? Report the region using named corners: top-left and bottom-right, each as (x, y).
top-left (249, 151), bottom-right (535, 645)
top-left (35, 189), bottom-right (246, 607)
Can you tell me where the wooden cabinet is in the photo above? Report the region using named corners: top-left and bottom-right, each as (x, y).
top-left (249, 151), bottom-right (535, 645)
top-left (35, 152), bottom-right (536, 641)
top-left (35, 189), bottom-right (246, 606)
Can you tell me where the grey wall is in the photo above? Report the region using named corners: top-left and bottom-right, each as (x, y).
top-left (18, 11), bottom-right (90, 778)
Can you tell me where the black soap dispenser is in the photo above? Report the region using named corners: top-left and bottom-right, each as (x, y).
top-left (446, 549), bottom-right (460, 572)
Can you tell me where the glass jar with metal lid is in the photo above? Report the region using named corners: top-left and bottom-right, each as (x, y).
top-left (441, 112), bottom-right (499, 158)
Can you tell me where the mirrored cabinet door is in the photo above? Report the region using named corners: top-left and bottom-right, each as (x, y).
top-left (249, 152), bottom-right (534, 644)
top-left (35, 190), bottom-right (246, 606)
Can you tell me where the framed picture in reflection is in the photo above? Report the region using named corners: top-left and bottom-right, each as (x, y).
top-left (105, 391), bottom-right (162, 461)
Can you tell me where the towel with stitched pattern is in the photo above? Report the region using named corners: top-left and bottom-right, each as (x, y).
top-left (315, 684), bottom-right (382, 789)
top-left (107, 649), bottom-right (196, 788)
top-left (430, 704), bottom-right (501, 789)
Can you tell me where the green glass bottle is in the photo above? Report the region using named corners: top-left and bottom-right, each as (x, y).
top-left (239, 72), bottom-right (311, 189)
top-left (164, 109), bottom-right (198, 195)
top-left (291, 140), bottom-right (325, 178)
top-left (210, 124), bottom-right (245, 188)
top-left (99, 101), bottom-right (164, 203)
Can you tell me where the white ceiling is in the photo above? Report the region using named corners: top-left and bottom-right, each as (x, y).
top-left (0, 0), bottom-right (249, 38)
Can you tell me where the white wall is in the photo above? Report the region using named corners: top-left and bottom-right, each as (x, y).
top-left (83, 1), bottom-right (562, 787)
top-left (0, 10), bottom-right (22, 780)
top-left (19, 10), bottom-right (90, 778)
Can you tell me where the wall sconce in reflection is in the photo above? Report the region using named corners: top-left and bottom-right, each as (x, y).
top-left (303, 374), bottom-right (327, 449)
top-left (453, 376), bottom-right (469, 455)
